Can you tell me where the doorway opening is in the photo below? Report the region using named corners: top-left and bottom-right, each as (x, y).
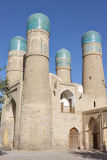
top-left (69, 128), bottom-right (79, 149)
top-left (89, 117), bottom-right (100, 149)
top-left (5, 98), bottom-right (16, 148)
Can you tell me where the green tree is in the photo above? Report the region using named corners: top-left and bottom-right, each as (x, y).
top-left (0, 66), bottom-right (11, 107)
top-left (102, 80), bottom-right (107, 88)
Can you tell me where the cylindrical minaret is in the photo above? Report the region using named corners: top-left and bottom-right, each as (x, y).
top-left (7, 36), bottom-right (26, 84)
top-left (18, 13), bottom-right (51, 150)
top-left (82, 30), bottom-right (106, 97)
top-left (56, 48), bottom-right (71, 82)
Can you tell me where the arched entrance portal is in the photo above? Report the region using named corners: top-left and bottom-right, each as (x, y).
top-left (69, 128), bottom-right (79, 149)
top-left (89, 117), bottom-right (100, 149)
top-left (3, 98), bottom-right (16, 148)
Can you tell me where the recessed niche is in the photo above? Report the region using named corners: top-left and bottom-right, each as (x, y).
top-left (89, 76), bottom-right (91, 80)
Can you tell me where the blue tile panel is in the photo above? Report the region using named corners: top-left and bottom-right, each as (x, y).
top-left (56, 48), bottom-right (71, 68)
top-left (82, 43), bottom-right (102, 55)
top-left (81, 31), bottom-right (102, 45)
top-left (9, 36), bottom-right (27, 51)
top-left (27, 13), bottom-right (50, 33)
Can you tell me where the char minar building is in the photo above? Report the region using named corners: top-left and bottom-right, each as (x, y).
top-left (1, 13), bottom-right (107, 151)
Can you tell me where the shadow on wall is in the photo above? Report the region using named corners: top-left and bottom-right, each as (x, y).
top-left (68, 150), bottom-right (107, 160)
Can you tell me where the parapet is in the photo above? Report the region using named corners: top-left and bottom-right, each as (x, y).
top-left (27, 13), bottom-right (50, 33)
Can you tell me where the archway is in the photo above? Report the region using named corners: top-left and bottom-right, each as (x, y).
top-left (60, 89), bottom-right (75, 113)
top-left (88, 117), bottom-right (100, 149)
top-left (69, 128), bottom-right (79, 149)
top-left (4, 98), bottom-right (16, 148)
top-left (11, 99), bottom-right (16, 140)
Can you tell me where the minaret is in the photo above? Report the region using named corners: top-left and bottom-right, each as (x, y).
top-left (56, 48), bottom-right (71, 82)
top-left (7, 36), bottom-right (26, 84)
top-left (18, 13), bottom-right (51, 150)
top-left (82, 30), bottom-right (106, 97)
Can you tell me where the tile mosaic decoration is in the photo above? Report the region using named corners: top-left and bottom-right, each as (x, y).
top-left (82, 30), bottom-right (102, 44)
top-left (56, 48), bottom-right (71, 68)
top-left (27, 13), bottom-right (50, 33)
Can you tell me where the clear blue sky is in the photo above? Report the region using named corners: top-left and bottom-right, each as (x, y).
top-left (0, 0), bottom-right (107, 89)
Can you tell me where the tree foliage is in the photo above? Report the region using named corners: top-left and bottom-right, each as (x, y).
top-left (0, 66), bottom-right (11, 107)
top-left (102, 80), bottom-right (107, 88)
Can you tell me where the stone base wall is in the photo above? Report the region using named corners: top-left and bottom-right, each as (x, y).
top-left (18, 103), bottom-right (52, 150)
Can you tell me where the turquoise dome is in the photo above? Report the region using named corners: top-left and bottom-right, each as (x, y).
top-left (9, 36), bottom-right (26, 51)
top-left (27, 13), bottom-right (50, 33)
top-left (81, 30), bottom-right (102, 45)
top-left (56, 48), bottom-right (71, 59)
top-left (56, 48), bottom-right (71, 68)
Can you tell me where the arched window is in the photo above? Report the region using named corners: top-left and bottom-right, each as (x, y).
top-left (60, 89), bottom-right (75, 113)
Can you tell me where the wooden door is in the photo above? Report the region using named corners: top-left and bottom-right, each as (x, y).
top-left (93, 134), bottom-right (98, 149)
top-left (69, 128), bottom-right (79, 149)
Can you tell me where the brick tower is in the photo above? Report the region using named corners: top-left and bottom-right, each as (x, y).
top-left (82, 31), bottom-right (106, 97)
top-left (7, 36), bottom-right (26, 84)
top-left (18, 13), bottom-right (52, 150)
top-left (56, 48), bottom-right (71, 82)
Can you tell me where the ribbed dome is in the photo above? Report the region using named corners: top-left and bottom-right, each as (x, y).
top-left (81, 30), bottom-right (102, 45)
top-left (27, 13), bottom-right (50, 33)
top-left (56, 48), bottom-right (71, 68)
top-left (9, 36), bottom-right (26, 51)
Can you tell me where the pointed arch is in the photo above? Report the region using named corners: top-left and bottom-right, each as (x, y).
top-left (70, 127), bottom-right (79, 133)
top-left (88, 117), bottom-right (100, 149)
top-left (69, 127), bottom-right (79, 149)
top-left (4, 98), bottom-right (16, 148)
top-left (60, 89), bottom-right (75, 113)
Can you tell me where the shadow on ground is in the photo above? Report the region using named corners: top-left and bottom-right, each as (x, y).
top-left (0, 151), bottom-right (6, 156)
top-left (68, 150), bottom-right (107, 160)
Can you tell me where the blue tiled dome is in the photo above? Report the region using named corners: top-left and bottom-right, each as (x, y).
top-left (27, 13), bottom-right (50, 33)
top-left (9, 36), bottom-right (26, 51)
top-left (56, 48), bottom-right (71, 59)
top-left (81, 30), bottom-right (102, 45)
top-left (56, 48), bottom-right (71, 68)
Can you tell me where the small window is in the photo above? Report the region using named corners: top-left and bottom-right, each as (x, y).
top-left (54, 81), bottom-right (57, 89)
top-left (94, 101), bottom-right (96, 107)
top-left (53, 90), bottom-right (56, 96)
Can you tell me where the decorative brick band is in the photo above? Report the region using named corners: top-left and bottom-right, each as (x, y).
top-left (82, 42), bottom-right (102, 56)
top-left (27, 28), bottom-right (50, 36)
top-left (56, 66), bottom-right (71, 70)
top-left (56, 58), bottom-right (71, 69)
top-left (26, 28), bottom-right (49, 58)
top-left (8, 50), bottom-right (26, 57)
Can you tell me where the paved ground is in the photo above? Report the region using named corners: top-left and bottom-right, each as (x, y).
top-left (0, 149), bottom-right (107, 160)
